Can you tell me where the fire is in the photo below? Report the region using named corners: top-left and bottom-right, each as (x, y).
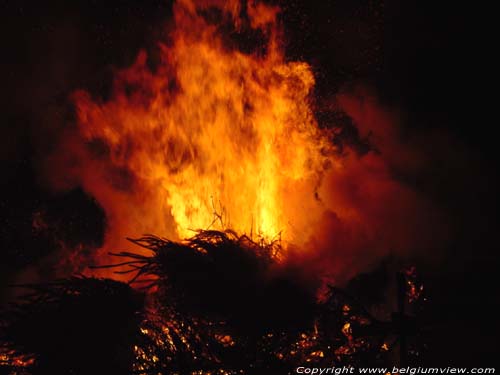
top-left (59, 0), bottom-right (332, 263)
top-left (41, 0), bottom-right (446, 281)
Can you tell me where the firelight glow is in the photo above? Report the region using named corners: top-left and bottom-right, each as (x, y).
top-left (68, 0), bottom-right (334, 258)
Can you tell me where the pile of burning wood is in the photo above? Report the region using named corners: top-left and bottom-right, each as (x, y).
top-left (0, 231), bottom-right (425, 375)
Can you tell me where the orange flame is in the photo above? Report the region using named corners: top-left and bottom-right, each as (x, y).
top-left (59, 0), bottom-right (333, 265)
top-left (41, 0), bottom-right (447, 281)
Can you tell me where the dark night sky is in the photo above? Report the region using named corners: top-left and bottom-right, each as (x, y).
top-left (0, 0), bottom-right (498, 366)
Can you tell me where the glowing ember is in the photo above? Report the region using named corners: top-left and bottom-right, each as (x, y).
top-left (0, 351), bottom-right (35, 369)
top-left (404, 266), bottom-right (424, 303)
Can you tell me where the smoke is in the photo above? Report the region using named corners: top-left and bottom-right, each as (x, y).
top-left (290, 86), bottom-right (450, 283)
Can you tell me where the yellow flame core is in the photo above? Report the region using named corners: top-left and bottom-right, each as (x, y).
top-left (72, 0), bottom-right (331, 252)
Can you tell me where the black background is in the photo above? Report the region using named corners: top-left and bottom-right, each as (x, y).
top-left (0, 0), bottom-right (498, 366)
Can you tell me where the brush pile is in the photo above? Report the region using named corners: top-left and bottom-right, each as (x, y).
top-left (1, 230), bottom-right (423, 374)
